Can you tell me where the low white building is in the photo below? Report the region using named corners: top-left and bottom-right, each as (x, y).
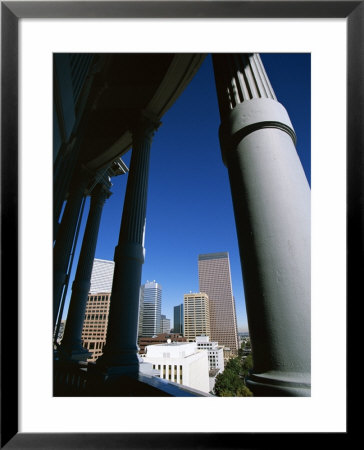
top-left (143, 341), bottom-right (209, 393)
top-left (195, 336), bottom-right (224, 372)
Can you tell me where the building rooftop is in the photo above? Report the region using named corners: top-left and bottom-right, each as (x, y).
top-left (198, 252), bottom-right (228, 260)
top-left (153, 341), bottom-right (191, 347)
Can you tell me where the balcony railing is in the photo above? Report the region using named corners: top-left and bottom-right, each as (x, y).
top-left (54, 360), bottom-right (212, 397)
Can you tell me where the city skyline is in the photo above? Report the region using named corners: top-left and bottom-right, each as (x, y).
top-left (61, 53), bottom-right (310, 333)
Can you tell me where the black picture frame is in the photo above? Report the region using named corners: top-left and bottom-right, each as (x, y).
top-left (1, 1), bottom-right (358, 448)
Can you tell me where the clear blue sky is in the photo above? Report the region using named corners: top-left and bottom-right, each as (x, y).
top-left (62, 53), bottom-right (311, 333)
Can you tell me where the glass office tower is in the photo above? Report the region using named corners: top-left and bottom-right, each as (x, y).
top-left (140, 281), bottom-right (162, 337)
top-left (173, 304), bottom-right (184, 334)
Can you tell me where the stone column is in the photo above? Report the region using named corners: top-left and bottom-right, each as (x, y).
top-left (53, 137), bottom-right (81, 240)
top-left (96, 114), bottom-right (159, 376)
top-left (59, 182), bottom-right (111, 360)
top-left (213, 54), bottom-right (311, 396)
top-left (53, 167), bottom-right (90, 329)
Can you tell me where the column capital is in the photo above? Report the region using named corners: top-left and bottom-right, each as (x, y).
top-left (90, 182), bottom-right (112, 206)
top-left (132, 110), bottom-right (161, 141)
top-left (213, 54), bottom-right (297, 166)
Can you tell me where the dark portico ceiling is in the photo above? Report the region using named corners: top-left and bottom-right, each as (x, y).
top-left (78, 53), bottom-right (205, 172)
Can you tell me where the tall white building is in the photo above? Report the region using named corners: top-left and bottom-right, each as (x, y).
top-left (89, 259), bottom-right (115, 294)
top-left (140, 281), bottom-right (162, 337)
top-left (195, 336), bottom-right (224, 372)
top-left (143, 341), bottom-right (210, 393)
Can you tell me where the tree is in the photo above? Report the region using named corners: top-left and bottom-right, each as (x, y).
top-left (214, 356), bottom-right (253, 397)
top-left (241, 354), bottom-right (253, 378)
top-left (236, 384), bottom-right (253, 397)
top-left (225, 357), bottom-right (242, 374)
top-left (214, 368), bottom-right (241, 396)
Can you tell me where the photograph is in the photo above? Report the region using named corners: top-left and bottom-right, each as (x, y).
top-left (53, 52), bottom-right (311, 398)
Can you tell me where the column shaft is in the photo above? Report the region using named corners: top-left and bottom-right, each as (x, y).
top-left (53, 138), bottom-right (81, 240)
top-left (60, 183), bottom-right (110, 359)
top-left (53, 168), bottom-right (90, 329)
top-left (97, 117), bottom-right (157, 376)
top-left (213, 54), bottom-right (311, 396)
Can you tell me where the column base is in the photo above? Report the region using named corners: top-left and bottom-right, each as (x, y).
top-left (53, 359), bottom-right (89, 396)
top-left (95, 349), bottom-right (140, 377)
top-left (102, 364), bottom-right (139, 378)
top-left (246, 371), bottom-right (311, 397)
top-left (57, 344), bottom-right (92, 362)
top-left (85, 359), bottom-right (139, 396)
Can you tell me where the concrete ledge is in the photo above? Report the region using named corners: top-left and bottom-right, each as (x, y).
top-left (53, 361), bottom-right (211, 397)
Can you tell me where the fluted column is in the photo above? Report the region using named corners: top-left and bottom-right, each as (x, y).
top-left (59, 182), bottom-right (111, 360)
top-left (96, 114), bottom-right (159, 376)
top-left (213, 54), bottom-right (311, 396)
top-left (53, 137), bottom-right (81, 240)
top-left (53, 167), bottom-right (90, 329)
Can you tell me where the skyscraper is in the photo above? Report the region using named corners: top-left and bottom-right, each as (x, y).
top-left (160, 315), bottom-right (171, 333)
top-left (89, 259), bottom-right (115, 294)
top-left (173, 304), bottom-right (184, 334)
top-left (77, 259), bottom-right (113, 362)
top-left (81, 292), bottom-right (111, 362)
top-left (198, 252), bottom-right (238, 351)
top-left (183, 293), bottom-right (210, 342)
top-left (140, 281), bottom-right (162, 337)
